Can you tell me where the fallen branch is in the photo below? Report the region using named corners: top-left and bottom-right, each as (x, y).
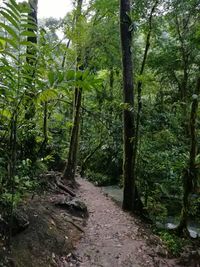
top-left (65, 218), bottom-right (84, 233)
top-left (56, 181), bottom-right (76, 197)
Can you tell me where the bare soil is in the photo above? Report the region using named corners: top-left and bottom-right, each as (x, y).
top-left (70, 178), bottom-right (180, 267)
top-left (10, 193), bottom-right (86, 267)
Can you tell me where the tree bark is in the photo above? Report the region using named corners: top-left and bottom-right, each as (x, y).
top-left (63, 87), bottom-right (82, 183)
top-left (120, 0), bottom-right (136, 211)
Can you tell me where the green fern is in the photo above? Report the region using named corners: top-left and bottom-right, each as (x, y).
top-left (0, 0), bottom-right (38, 114)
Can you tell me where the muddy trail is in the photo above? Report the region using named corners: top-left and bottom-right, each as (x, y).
top-left (70, 178), bottom-right (178, 267)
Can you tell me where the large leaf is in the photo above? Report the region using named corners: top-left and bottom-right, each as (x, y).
top-left (0, 109), bottom-right (11, 119)
top-left (0, 36), bottom-right (18, 49)
top-left (37, 89), bottom-right (58, 103)
top-left (0, 7), bottom-right (20, 24)
top-left (0, 22), bottom-right (19, 40)
top-left (48, 71), bottom-right (55, 86)
top-left (0, 10), bottom-right (19, 29)
top-left (20, 30), bottom-right (37, 38)
top-left (5, 2), bottom-right (20, 17)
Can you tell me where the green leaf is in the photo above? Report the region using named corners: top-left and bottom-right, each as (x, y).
top-left (20, 30), bottom-right (37, 38)
top-left (66, 70), bottom-right (76, 80)
top-left (0, 7), bottom-right (20, 24)
top-left (0, 109), bottom-right (11, 119)
top-left (20, 40), bottom-right (36, 46)
top-left (5, 2), bottom-right (20, 17)
top-left (21, 23), bottom-right (37, 30)
top-left (0, 39), bottom-right (6, 52)
top-left (0, 22), bottom-right (19, 40)
top-left (21, 18), bottom-right (37, 27)
top-left (10, 0), bottom-right (21, 13)
top-left (0, 10), bottom-right (19, 29)
top-left (2, 51), bottom-right (18, 61)
top-left (0, 36), bottom-right (18, 49)
top-left (37, 89), bottom-right (58, 103)
top-left (48, 71), bottom-right (55, 86)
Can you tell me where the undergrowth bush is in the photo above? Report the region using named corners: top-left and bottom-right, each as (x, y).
top-left (86, 169), bottom-right (112, 186)
top-left (157, 230), bottom-right (185, 256)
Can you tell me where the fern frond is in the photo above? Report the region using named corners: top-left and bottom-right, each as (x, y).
top-left (0, 10), bottom-right (19, 29)
top-left (0, 22), bottom-right (19, 40)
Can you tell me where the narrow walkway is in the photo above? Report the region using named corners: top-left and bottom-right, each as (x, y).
top-left (71, 178), bottom-right (178, 267)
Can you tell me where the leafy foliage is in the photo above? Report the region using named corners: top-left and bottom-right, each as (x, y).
top-left (0, 0), bottom-right (200, 241)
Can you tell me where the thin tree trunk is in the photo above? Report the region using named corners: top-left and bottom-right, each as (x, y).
top-left (120, 0), bottom-right (136, 211)
top-left (175, 14), bottom-right (190, 134)
top-left (109, 67), bottom-right (114, 115)
top-left (43, 101), bottom-right (48, 145)
top-left (133, 0), bottom-right (158, 173)
top-left (8, 115), bottom-right (17, 246)
top-left (63, 0), bottom-right (83, 183)
top-left (80, 141), bottom-right (103, 176)
top-left (24, 0), bottom-right (38, 161)
top-left (63, 88), bottom-right (82, 182)
top-left (132, 2), bottom-right (158, 213)
top-left (176, 76), bottom-right (200, 235)
top-left (39, 101), bottom-right (48, 155)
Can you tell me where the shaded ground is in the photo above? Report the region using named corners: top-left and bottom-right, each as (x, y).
top-left (71, 178), bottom-right (179, 267)
top-left (0, 172), bottom-right (87, 267)
top-left (11, 194), bottom-right (86, 267)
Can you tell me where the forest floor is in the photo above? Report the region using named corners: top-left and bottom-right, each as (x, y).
top-left (1, 174), bottom-right (199, 267)
top-left (70, 178), bottom-right (180, 267)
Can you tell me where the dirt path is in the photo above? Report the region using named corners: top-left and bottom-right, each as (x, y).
top-left (71, 178), bottom-right (178, 267)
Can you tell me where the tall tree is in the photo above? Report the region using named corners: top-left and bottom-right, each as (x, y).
top-left (176, 75), bottom-right (200, 235)
top-left (120, 0), bottom-right (136, 211)
top-left (133, 0), bottom-right (158, 183)
top-left (23, 0), bottom-right (38, 160)
top-left (63, 0), bottom-right (83, 184)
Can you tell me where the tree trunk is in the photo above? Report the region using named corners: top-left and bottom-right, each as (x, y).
top-left (24, 0), bottom-right (38, 161)
top-left (133, 0), bottom-right (158, 173)
top-left (133, 1), bottom-right (158, 213)
top-left (39, 101), bottom-right (48, 155)
top-left (8, 114), bottom-right (17, 246)
top-left (109, 67), bottom-right (114, 115)
top-left (176, 76), bottom-right (200, 235)
top-left (63, 88), bottom-right (82, 183)
top-left (120, 0), bottom-right (136, 211)
top-left (63, 0), bottom-right (83, 184)
top-left (80, 141), bottom-right (103, 177)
